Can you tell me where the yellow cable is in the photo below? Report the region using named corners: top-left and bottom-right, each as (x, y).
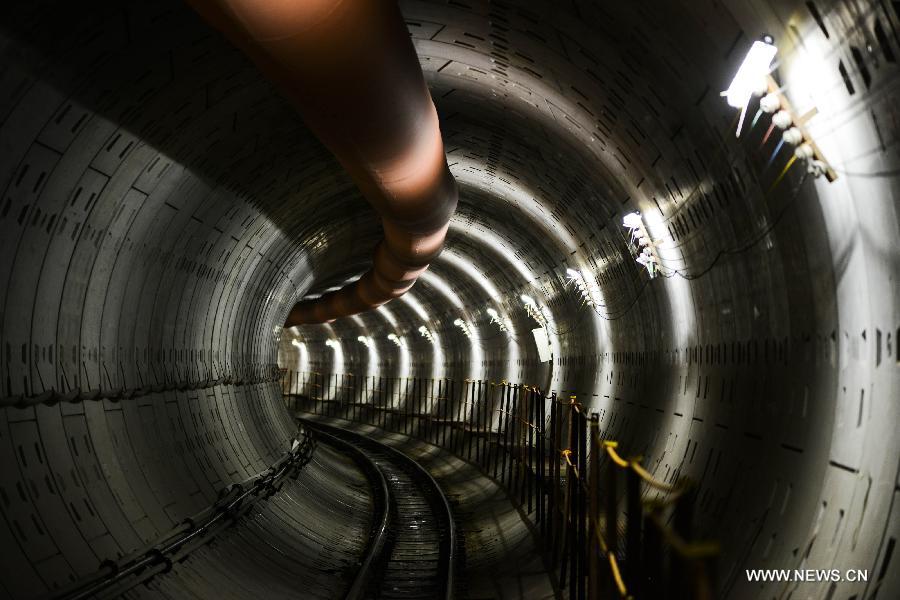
top-left (630, 462), bottom-right (679, 492)
top-left (604, 445), bottom-right (630, 468)
top-left (608, 553), bottom-right (629, 597)
top-left (768, 154), bottom-right (798, 194)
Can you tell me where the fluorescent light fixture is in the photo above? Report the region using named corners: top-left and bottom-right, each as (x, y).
top-left (622, 212), bottom-right (643, 229)
top-left (722, 39), bottom-right (777, 109)
top-left (723, 37), bottom-right (777, 136)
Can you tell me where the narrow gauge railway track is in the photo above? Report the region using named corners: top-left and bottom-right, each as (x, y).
top-left (302, 420), bottom-right (456, 600)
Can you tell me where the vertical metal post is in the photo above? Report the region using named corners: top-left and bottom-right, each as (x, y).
top-left (577, 409), bottom-right (587, 600)
top-left (511, 385), bottom-right (520, 495)
top-left (449, 380), bottom-right (466, 456)
top-left (415, 377), bottom-right (425, 437)
top-left (438, 379), bottom-right (446, 447)
top-left (588, 414), bottom-right (600, 600)
top-left (567, 401), bottom-right (578, 600)
top-left (558, 398), bottom-right (572, 591)
top-left (643, 509), bottom-right (663, 600)
top-left (673, 487), bottom-right (696, 600)
top-left (466, 380), bottom-right (475, 462)
top-left (378, 375), bottom-right (383, 428)
top-left (500, 384), bottom-right (513, 485)
top-left (604, 443), bottom-right (619, 597)
top-left (538, 389), bottom-right (546, 533)
top-left (400, 377), bottom-right (409, 435)
top-left (549, 393), bottom-right (559, 563)
top-left (491, 384), bottom-right (502, 479)
top-left (477, 382), bottom-right (486, 468)
top-left (526, 388), bottom-right (534, 515)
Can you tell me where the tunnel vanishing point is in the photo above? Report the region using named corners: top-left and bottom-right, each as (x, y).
top-left (0, 0), bottom-right (898, 599)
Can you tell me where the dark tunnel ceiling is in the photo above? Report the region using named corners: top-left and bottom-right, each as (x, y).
top-left (0, 0), bottom-right (898, 598)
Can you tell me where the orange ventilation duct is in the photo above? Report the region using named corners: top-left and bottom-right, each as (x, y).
top-left (187, 0), bottom-right (458, 325)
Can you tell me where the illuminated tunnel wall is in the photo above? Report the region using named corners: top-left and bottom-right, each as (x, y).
top-left (0, 0), bottom-right (897, 598)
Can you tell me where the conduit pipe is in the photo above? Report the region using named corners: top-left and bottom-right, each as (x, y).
top-left (186, 0), bottom-right (458, 324)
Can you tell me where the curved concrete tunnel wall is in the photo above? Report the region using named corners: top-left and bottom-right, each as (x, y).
top-left (0, 0), bottom-right (898, 598)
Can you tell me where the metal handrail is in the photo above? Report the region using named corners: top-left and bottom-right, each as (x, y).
top-left (281, 372), bottom-right (719, 599)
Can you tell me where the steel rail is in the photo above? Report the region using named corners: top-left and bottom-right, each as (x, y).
top-left (308, 427), bottom-right (392, 600)
top-left (303, 420), bottom-right (457, 600)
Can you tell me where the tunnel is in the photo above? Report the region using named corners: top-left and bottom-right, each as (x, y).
top-left (0, 0), bottom-right (898, 598)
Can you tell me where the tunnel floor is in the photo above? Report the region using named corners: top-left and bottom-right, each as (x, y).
top-left (298, 414), bottom-right (557, 600)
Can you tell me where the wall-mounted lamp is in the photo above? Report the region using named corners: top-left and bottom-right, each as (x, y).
top-left (722, 37), bottom-right (777, 136)
top-left (623, 212), bottom-right (664, 278)
top-left (485, 307), bottom-right (508, 332)
top-left (387, 333), bottom-right (405, 347)
top-left (357, 335), bottom-right (372, 348)
top-left (418, 325), bottom-right (435, 343)
top-left (722, 35), bottom-right (835, 181)
top-left (722, 38), bottom-right (777, 109)
top-left (566, 268), bottom-right (602, 308)
top-left (453, 318), bottom-right (474, 339)
top-left (520, 294), bottom-right (545, 326)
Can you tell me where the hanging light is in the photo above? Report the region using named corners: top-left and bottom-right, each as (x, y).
top-left (622, 212), bottom-right (643, 229)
